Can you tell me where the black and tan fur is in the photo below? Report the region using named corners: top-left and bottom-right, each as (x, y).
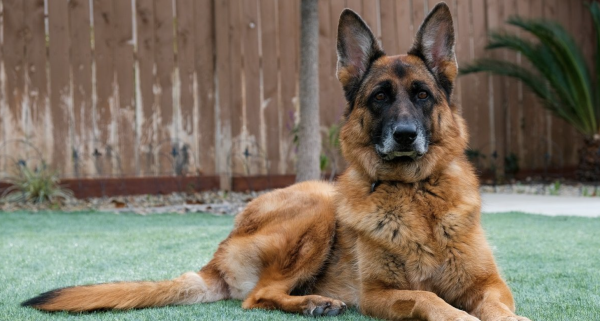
top-left (23, 3), bottom-right (530, 320)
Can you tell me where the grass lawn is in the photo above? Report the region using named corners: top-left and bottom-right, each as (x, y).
top-left (1, 211), bottom-right (599, 321)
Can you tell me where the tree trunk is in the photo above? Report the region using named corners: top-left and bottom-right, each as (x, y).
top-left (577, 137), bottom-right (600, 182)
top-left (296, 0), bottom-right (321, 182)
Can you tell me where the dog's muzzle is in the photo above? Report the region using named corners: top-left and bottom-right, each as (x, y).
top-left (376, 123), bottom-right (428, 160)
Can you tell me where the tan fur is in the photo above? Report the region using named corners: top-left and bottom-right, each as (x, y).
top-left (23, 4), bottom-right (530, 320)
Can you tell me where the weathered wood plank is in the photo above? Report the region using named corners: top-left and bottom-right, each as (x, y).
top-left (318, 0), bottom-right (333, 130)
top-left (194, 0), bottom-right (216, 175)
top-left (502, 0), bottom-right (522, 171)
top-left (242, 0), bottom-right (264, 174)
top-left (229, 0), bottom-right (245, 176)
top-left (3, 0), bottom-right (26, 167)
top-left (0, 2), bottom-right (5, 172)
top-left (48, 0), bottom-right (73, 176)
top-left (412, 0), bottom-right (426, 37)
top-left (470, 0), bottom-right (492, 169)
top-left (528, 0), bottom-right (547, 169)
top-left (113, 0), bottom-right (136, 176)
top-left (135, 0), bottom-right (157, 176)
top-left (278, 0), bottom-right (299, 174)
top-left (395, 0), bottom-right (413, 54)
top-left (92, 0), bottom-right (115, 176)
top-left (456, 0), bottom-right (476, 148)
top-left (24, 0), bottom-right (48, 170)
top-left (361, 0), bottom-right (379, 41)
top-left (154, 0), bottom-right (175, 175)
top-left (176, 0), bottom-right (196, 175)
top-left (259, 0), bottom-right (281, 175)
top-left (215, 0), bottom-right (233, 188)
top-left (485, 0), bottom-right (506, 176)
top-left (330, 0), bottom-right (347, 126)
top-left (68, 0), bottom-right (94, 177)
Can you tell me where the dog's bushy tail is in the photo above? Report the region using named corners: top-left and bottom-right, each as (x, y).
top-left (21, 271), bottom-right (228, 312)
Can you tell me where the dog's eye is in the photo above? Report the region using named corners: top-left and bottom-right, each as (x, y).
top-left (375, 92), bottom-right (387, 101)
top-left (417, 91), bottom-right (428, 100)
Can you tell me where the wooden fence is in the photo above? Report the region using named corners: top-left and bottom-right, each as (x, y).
top-left (0, 0), bottom-right (595, 187)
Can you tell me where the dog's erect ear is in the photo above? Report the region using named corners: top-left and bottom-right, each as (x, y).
top-left (337, 9), bottom-right (384, 101)
top-left (408, 2), bottom-right (457, 98)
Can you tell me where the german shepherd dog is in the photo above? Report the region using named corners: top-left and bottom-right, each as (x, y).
top-left (23, 3), bottom-right (530, 320)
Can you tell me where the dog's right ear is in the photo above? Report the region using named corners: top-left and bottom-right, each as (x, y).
top-left (336, 9), bottom-right (384, 100)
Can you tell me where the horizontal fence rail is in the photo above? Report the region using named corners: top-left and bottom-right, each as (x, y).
top-left (0, 0), bottom-right (595, 189)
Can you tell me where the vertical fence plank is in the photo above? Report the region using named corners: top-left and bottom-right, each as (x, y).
top-left (24, 0), bottom-right (48, 170)
top-left (361, 0), bottom-right (379, 41)
top-left (69, 0), bottom-right (94, 177)
top-left (554, 0), bottom-right (575, 168)
top-left (469, 0), bottom-right (492, 171)
top-left (48, 0), bottom-right (73, 176)
top-left (215, 0), bottom-right (232, 188)
top-left (318, 0), bottom-right (333, 131)
top-left (530, 0), bottom-right (547, 170)
top-left (544, 0), bottom-right (562, 169)
top-left (330, 0), bottom-right (347, 126)
top-left (176, 0), bottom-right (197, 175)
top-left (501, 0), bottom-right (521, 172)
top-left (194, 0), bottom-right (216, 175)
top-left (395, 0), bottom-right (413, 53)
top-left (511, 0), bottom-right (527, 170)
top-left (259, 0), bottom-right (281, 175)
top-left (154, 0), bottom-right (175, 175)
top-left (278, 0), bottom-right (298, 174)
top-left (456, 0), bottom-right (477, 150)
top-left (113, 0), bottom-right (136, 176)
top-left (485, 0), bottom-right (506, 176)
top-left (3, 0), bottom-right (26, 168)
top-left (135, 0), bottom-right (156, 176)
top-left (229, 0), bottom-right (245, 175)
top-left (568, 0), bottom-right (585, 166)
top-left (92, 0), bottom-right (115, 176)
top-left (412, 0), bottom-right (426, 35)
top-left (0, 1), bottom-right (4, 172)
top-left (242, 0), bottom-right (264, 175)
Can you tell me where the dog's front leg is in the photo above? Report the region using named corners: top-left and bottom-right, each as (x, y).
top-left (467, 278), bottom-right (531, 321)
top-left (360, 288), bottom-right (480, 321)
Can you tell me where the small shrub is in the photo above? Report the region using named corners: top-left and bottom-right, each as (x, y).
top-left (0, 162), bottom-right (73, 204)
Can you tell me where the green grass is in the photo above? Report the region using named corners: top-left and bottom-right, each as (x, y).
top-left (0, 211), bottom-right (598, 321)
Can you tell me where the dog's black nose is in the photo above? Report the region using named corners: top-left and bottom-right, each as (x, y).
top-left (393, 123), bottom-right (417, 145)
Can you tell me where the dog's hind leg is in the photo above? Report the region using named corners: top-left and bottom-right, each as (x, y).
top-left (241, 271), bottom-right (346, 316)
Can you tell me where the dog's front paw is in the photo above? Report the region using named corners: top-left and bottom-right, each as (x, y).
top-left (303, 296), bottom-right (347, 317)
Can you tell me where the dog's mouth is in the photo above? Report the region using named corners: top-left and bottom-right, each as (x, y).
top-left (379, 149), bottom-right (426, 161)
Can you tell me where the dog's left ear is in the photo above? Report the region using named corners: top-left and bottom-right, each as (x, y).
top-left (408, 2), bottom-right (457, 98)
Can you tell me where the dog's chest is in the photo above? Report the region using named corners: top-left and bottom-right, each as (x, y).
top-left (352, 183), bottom-right (468, 289)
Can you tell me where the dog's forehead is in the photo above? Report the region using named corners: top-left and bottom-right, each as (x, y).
top-left (368, 55), bottom-right (436, 86)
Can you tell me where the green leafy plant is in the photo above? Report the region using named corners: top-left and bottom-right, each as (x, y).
top-left (461, 3), bottom-right (600, 181)
top-left (0, 162), bottom-right (73, 204)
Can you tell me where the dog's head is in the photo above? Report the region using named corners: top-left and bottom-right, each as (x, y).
top-left (337, 3), bottom-right (468, 183)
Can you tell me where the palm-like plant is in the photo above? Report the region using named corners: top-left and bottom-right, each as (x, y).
top-left (0, 161), bottom-right (73, 204)
top-left (461, 3), bottom-right (600, 181)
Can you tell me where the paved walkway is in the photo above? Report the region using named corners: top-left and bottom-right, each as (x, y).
top-left (481, 193), bottom-right (600, 217)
